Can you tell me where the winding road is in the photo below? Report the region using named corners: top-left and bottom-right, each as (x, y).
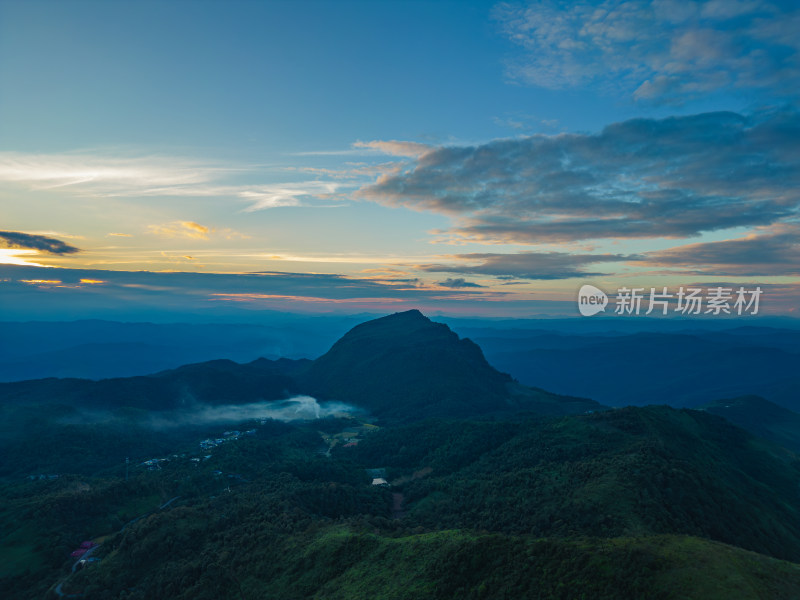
top-left (52, 496), bottom-right (182, 598)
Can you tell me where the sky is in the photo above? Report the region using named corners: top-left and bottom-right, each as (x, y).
top-left (1, 0), bottom-right (799, 319)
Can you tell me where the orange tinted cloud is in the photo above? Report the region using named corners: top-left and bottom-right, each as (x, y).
top-left (148, 221), bottom-right (211, 239)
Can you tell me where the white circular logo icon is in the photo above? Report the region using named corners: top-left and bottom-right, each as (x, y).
top-left (578, 285), bottom-right (608, 316)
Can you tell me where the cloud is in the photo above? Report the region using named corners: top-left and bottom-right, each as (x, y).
top-left (294, 140), bottom-right (431, 159)
top-left (0, 152), bottom-right (222, 194)
top-left (358, 108), bottom-right (800, 243)
top-left (421, 224), bottom-right (800, 281)
top-left (353, 140), bottom-right (432, 158)
top-left (642, 224), bottom-right (800, 275)
top-left (420, 251), bottom-right (631, 280)
top-left (61, 396), bottom-right (361, 429)
top-left (0, 230), bottom-right (80, 254)
top-left (147, 221), bottom-right (250, 241)
top-left (26, 230), bottom-right (85, 240)
top-left (0, 264), bottom-right (500, 321)
top-left (19, 279), bottom-right (63, 285)
top-left (148, 221), bottom-right (211, 240)
top-left (494, 0), bottom-right (800, 103)
top-left (238, 181), bottom-right (342, 212)
top-left (0, 151), bottom-right (349, 212)
top-left (0, 249), bottom-right (47, 267)
top-left (153, 396), bottom-right (359, 425)
top-left (437, 277), bottom-right (485, 288)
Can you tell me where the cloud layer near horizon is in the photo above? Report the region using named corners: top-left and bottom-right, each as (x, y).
top-left (420, 251), bottom-right (632, 280)
top-left (414, 225), bottom-right (800, 280)
top-left (0, 263), bottom-right (512, 319)
top-left (645, 224), bottom-right (800, 276)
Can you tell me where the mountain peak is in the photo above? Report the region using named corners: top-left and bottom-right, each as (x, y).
top-left (359, 308), bottom-right (432, 326)
top-left (337, 309), bottom-right (446, 343)
top-left (302, 310), bottom-right (586, 420)
top-left (392, 308), bottom-right (427, 320)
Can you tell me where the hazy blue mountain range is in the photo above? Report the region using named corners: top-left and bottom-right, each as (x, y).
top-left (471, 327), bottom-right (800, 411)
top-left (0, 318), bottom-right (355, 381)
top-left (0, 310), bottom-right (600, 420)
top-left (2, 317), bottom-right (798, 415)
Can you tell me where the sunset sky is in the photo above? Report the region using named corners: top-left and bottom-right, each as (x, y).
top-left (1, 0), bottom-right (799, 319)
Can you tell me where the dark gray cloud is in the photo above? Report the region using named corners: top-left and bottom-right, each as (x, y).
top-left (0, 231), bottom-right (80, 254)
top-left (420, 251), bottom-right (632, 280)
top-left (643, 225), bottom-right (800, 276)
top-left (420, 228), bottom-right (800, 280)
top-left (358, 109), bottom-right (800, 243)
top-left (436, 278), bottom-right (485, 288)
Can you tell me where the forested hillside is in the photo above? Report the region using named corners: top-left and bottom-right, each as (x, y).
top-left (2, 312), bottom-right (800, 598)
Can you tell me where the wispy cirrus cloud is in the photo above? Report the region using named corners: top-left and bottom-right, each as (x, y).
top-left (238, 181), bottom-right (343, 211)
top-left (147, 221), bottom-right (250, 241)
top-left (494, 0), bottom-right (800, 103)
top-left (0, 151), bottom-right (348, 212)
top-left (352, 140), bottom-right (432, 158)
top-left (293, 140), bottom-right (432, 159)
top-left (358, 108), bottom-right (800, 244)
top-left (148, 221), bottom-right (212, 240)
top-left (0, 152), bottom-right (215, 189)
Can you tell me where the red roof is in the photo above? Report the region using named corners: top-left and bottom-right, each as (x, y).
top-left (71, 549), bottom-right (88, 557)
top-left (80, 541), bottom-right (96, 549)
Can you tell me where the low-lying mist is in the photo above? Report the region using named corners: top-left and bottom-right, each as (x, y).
top-left (56, 395), bottom-right (361, 430)
top-left (151, 396), bottom-right (358, 428)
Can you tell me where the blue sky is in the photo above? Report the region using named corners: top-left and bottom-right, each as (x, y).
top-left (1, 0), bottom-right (798, 318)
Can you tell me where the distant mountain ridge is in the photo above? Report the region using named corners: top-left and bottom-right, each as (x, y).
top-left (700, 395), bottom-right (800, 454)
top-left (0, 319), bottom-right (352, 381)
top-left (0, 310), bottom-right (601, 420)
top-left (475, 329), bottom-right (800, 411)
top-left (0, 357), bottom-right (309, 411)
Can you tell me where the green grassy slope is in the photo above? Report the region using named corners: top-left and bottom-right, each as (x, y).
top-left (69, 525), bottom-right (800, 600)
top-left (350, 406), bottom-right (800, 562)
